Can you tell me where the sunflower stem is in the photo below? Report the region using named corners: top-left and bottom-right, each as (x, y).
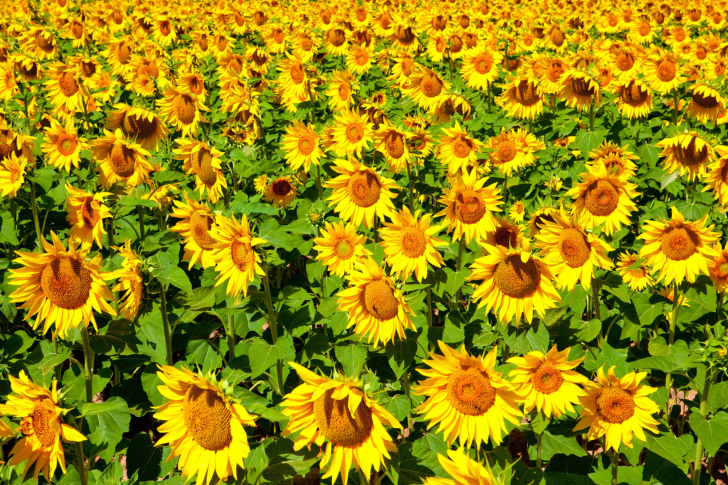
top-left (536, 431), bottom-right (543, 469)
top-left (455, 237), bottom-right (465, 304)
top-left (406, 158), bottom-right (415, 213)
top-left (503, 173), bottom-right (509, 204)
top-left (672, 89), bottom-right (679, 125)
top-left (487, 82), bottom-right (492, 112)
top-left (160, 284), bottom-right (173, 366)
top-left (316, 163), bottom-right (323, 202)
top-left (692, 368), bottom-right (715, 485)
top-left (664, 283), bottom-right (681, 419)
top-left (29, 180), bottom-right (43, 249)
top-left (402, 370), bottom-right (412, 437)
top-left (137, 206), bottom-right (145, 241)
top-left (263, 268), bottom-right (285, 395)
top-left (227, 314), bottom-right (236, 362)
top-left (107, 211), bottom-right (115, 252)
top-left (592, 279), bottom-right (601, 322)
top-left (81, 327), bottom-right (94, 403)
top-left (426, 286), bottom-right (434, 350)
top-left (75, 441), bottom-right (88, 485)
top-left (589, 102), bottom-right (595, 132)
top-left (610, 449), bottom-right (618, 485)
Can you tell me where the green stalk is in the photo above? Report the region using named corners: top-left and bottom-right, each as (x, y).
top-left (160, 284), bottom-right (173, 366)
top-left (610, 449), bottom-right (618, 485)
top-left (692, 368), bottom-right (715, 485)
top-left (487, 82), bottom-right (492, 112)
top-left (589, 102), bottom-right (595, 132)
top-left (30, 181), bottom-right (42, 249)
top-left (75, 441), bottom-right (88, 485)
top-left (137, 206), bottom-right (145, 241)
top-left (227, 315), bottom-right (236, 362)
top-left (406, 158), bottom-right (415, 213)
top-left (592, 279), bottom-right (601, 321)
top-left (664, 284), bottom-right (681, 418)
top-left (503, 173), bottom-right (509, 204)
top-left (536, 431), bottom-right (543, 469)
top-left (402, 370), bottom-right (413, 436)
top-left (107, 212), bottom-right (115, 250)
top-left (672, 89), bottom-right (679, 125)
top-left (81, 327), bottom-right (94, 403)
top-left (263, 268), bottom-right (285, 395)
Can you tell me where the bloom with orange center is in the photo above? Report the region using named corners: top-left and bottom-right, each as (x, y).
top-left (686, 84), bottom-right (727, 123)
top-left (414, 342), bottom-right (523, 447)
top-left (9, 231), bottom-right (116, 338)
top-left (157, 87), bottom-right (207, 136)
top-left (209, 214), bottom-right (265, 298)
top-left (326, 70), bottom-right (357, 112)
top-left (0, 152), bottom-right (27, 199)
top-left (282, 120), bottom-right (324, 173)
top-left (23, 27), bottom-right (59, 60)
top-left (170, 194), bottom-right (218, 270)
top-left (403, 67), bottom-right (451, 112)
top-left (573, 366), bottom-right (660, 452)
top-left (485, 130), bottom-right (532, 177)
top-left (643, 49), bottom-right (683, 94)
top-left (264, 176), bottom-right (298, 208)
top-left (639, 207), bottom-right (720, 285)
top-left (437, 122), bottom-right (483, 175)
top-left (325, 157), bottom-right (398, 229)
top-left (65, 181), bottom-right (111, 249)
top-left (105, 104), bottom-right (169, 151)
top-left (656, 131), bottom-right (714, 181)
top-left (41, 118), bottom-right (87, 172)
top-left (436, 169), bottom-right (502, 243)
top-left (45, 63), bottom-right (88, 113)
top-left (330, 109), bottom-right (374, 158)
top-left (559, 68), bottom-right (602, 110)
top-left (509, 200), bottom-right (526, 222)
top-left (314, 221), bottom-right (371, 277)
top-left (337, 258), bottom-right (416, 345)
top-left (614, 78), bottom-right (653, 119)
top-left (277, 54), bottom-right (309, 100)
top-left (508, 344), bottom-right (588, 418)
top-left (616, 251), bottom-right (654, 291)
top-left (105, 239), bottom-right (144, 321)
top-left (497, 76), bottom-right (545, 120)
top-left (175, 138), bottom-right (227, 204)
top-left (381, 207), bottom-right (446, 282)
top-left (346, 44), bottom-right (374, 75)
top-left (92, 128), bottom-right (152, 188)
top-left (372, 123), bottom-right (410, 173)
top-left (461, 48), bottom-right (502, 91)
top-left (483, 216), bottom-right (525, 250)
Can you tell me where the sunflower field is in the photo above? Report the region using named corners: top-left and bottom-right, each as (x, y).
top-left (2, 1), bottom-right (728, 485)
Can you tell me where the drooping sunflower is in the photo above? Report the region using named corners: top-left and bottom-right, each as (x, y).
top-left (337, 258), bottom-right (415, 345)
top-left (176, 139), bottom-right (227, 204)
top-left (614, 78), bottom-right (653, 119)
top-left (497, 76), bottom-right (544, 120)
top-left (209, 214), bottom-right (265, 298)
top-left (436, 169), bottom-right (502, 243)
top-left (282, 120), bottom-right (324, 173)
top-left (686, 84), bottom-right (727, 123)
top-left (704, 146), bottom-right (728, 206)
top-left (0, 371), bottom-right (86, 481)
top-left (264, 176), bottom-right (298, 208)
top-left (559, 69), bottom-right (602, 110)
top-left (325, 157), bottom-right (398, 229)
top-left (373, 123), bottom-right (410, 173)
top-left (469, 241), bottom-right (560, 324)
top-left (0, 152), bottom-right (27, 199)
top-left (91, 129), bottom-right (153, 188)
top-left (326, 70), bottom-right (357, 112)
top-left (656, 132), bottom-right (714, 181)
top-left (566, 162), bottom-right (640, 235)
top-left (106, 239), bottom-right (144, 321)
top-left (314, 221), bottom-right (371, 277)
top-left (431, 93), bottom-right (472, 125)
top-left (616, 251), bottom-right (654, 291)
top-left (437, 122), bottom-right (483, 175)
top-left (483, 216), bottom-right (524, 250)
top-left (46, 63), bottom-right (88, 113)
top-left (381, 208), bottom-right (446, 282)
top-left (170, 195), bottom-right (218, 270)
top-left (528, 206), bottom-right (559, 237)
top-left (154, 366), bottom-right (256, 485)
top-left (9, 231), bottom-right (116, 338)
top-left (414, 342), bottom-right (522, 447)
top-left (638, 208), bottom-right (720, 285)
top-left (281, 363), bottom-right (401, 485)
top-left (573, 366), bottom-right (660, 452)
top-left (65, 182), bottom-right (111, 249)
top-left (41, 118), bottom-right (87, 172)
top-left (707, 242), bottom-right (728, 293)
top-left (105, 104), bottom-right (169, 151)
top-left (461, 48), bottom-right (502, 91)
top-left (508, 345), bottom-right (587, 418)
top-left (330, 110), bottom-right (374, 158)
top-left (423, 449), bottom-right (497, 485)
top-left (157, 88), bottom-right (207, 136)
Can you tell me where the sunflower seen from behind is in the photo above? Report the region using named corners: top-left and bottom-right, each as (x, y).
top-left (42, 118), bottom-right (87, 172)
top-left (65, 181), bottom-right (111, 248)
top-left (209, 214), bottom-right (265, 298)
top-left (414, 342), bottom-right (523, 447)
top-left (154, 366), bottom-right (256, 485)
top-left (337, 258), bottom-right (415, 345)
top-left (436, 169), bottom-right (502, 243)
top-left (381, 207), bottom-right (446, 282)
top-left (0, 371), bottom-right (86, 481)
top-left (313, 221), bottom-right (371, 277)
top-left (573, 366), bottom-right (659, 452)
top-left (281, 363), bottom-right (401, 485)
top-left (170, 194), bottom-right (218, 270)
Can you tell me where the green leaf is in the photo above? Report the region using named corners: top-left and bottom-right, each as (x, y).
top-left (691, 412), bottom-right (728, 456)
top-left (38, 348), bottom-right (72, 376)
top-left (525, 322), bottom-right (549, 354)
top-left (383, 394), bottom-right (411, 421)
top-left (29, 167), bottom-right (56, 192)
top-left (589, 466), bottom-right (643, 485)
top-left (125, 432), bottom-right (164, 481)
top-left (158, 266), bottom-right (193, 294)
top-left (248, 339), bottom-right (279, 378)
top-left (648, 337), bottom-right (689, 356)
top-left (186, 340), bottom-right (223, 374)
top-left (571, 318), bottom-right (602, 343)
top-left (0, 209), bottom-right (18, 245)
top-left (575, 129), bottom-right (605, 156)
top-left (118, 196), bottom-right (159, 208)
top-left (631, 293), bottom-right (664, 326)
top-left (642, 432), bottom-right (691, 467)
top-left (386, 336), bottom-right (417, 379)
top-left (539, 431), bottom-right (587, 461)
top-left (82, 397), bottom-right (131, 462)
top-left (334, 343), bottom-right (367, 377)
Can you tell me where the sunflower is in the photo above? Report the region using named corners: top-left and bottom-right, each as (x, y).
top-left (566, 162), bottom-right (640, 235)
top-left (170, 195), bottom-right (218, 270)
top-left (704, 146), bottom-right (728, 206)
top-left (616, 251), bottom-right (654, 291)
top-left (325, 157), bottom-right (398, 229)
top-left (436, 169), bottom-right (502, 243)
top-left (326, 70), bottom-right (357, 112)
top-left (282, 120), bottom-right (324, 173)
top-left (370, 124), bottom-right (408, 173)
top-left (281, 363), bottom-right (401, 485)
top-left (0, 371), bottom-right (86, 481)
top-left (508, 345), bottom-right (587, 418)
top-left (485, 130), bottom-right (532, 176)
top-left (106, 239), bottom-right (144, 321)
top-left (0, 152), bottom-right (27, 199)
top-left (423, 449), bottom-right (497, 485)
top-left (337, 258), bottom-right (415, 345)
top-left (330, 110), bottom-right (374, 157)
top-left (157, 87), bottom-right (207, 136)
top-left (707, 242), bottom-right (728, 293)
top-left (65, 182), bottom-right (111, 248)
top-left (41, 118), bottom-right (87, 172)
top-left (207, 214), bottom-right (265, 298)
top-left (629, 19), bottom-right (655, 45)
top-left (469, 241), bottom-right (560, 324)
top-left (46, 63), bottom-right (88, 113)
top-left (264, 176), bottom-right (298, 208)
top-left (643, 49), bottom-right (683, 94)
top-left (483, 216), bottom-right (525, 250)
top-left (431, 93), bottom-right (472, 125)
top-left (314, 221), bottom-right (371, 277)
top-left (105, 104), bottom-right (169, 151)
top-left (154, 366), bottom-right (256, 485)
top-left (254, 175), bottom-right (269, 195)
top-left (23, 28), bottom-right (58, 60)
top-left (686, 84), bottom-right (727, 123)
top-left (403, 68), bottom-right (451, 111)
top-left (497, 76), bottom-right (544, 120)
top-left (9, 231), bottom-right (115, 338)
top-left (461, 48), bottom-right (502, 91)
top-left (104, 39), bottom-right (133, 76)
top-left (346, 44), bottom-right (373, 75)
top-left (613, 78), bottom-right (653, 119)
top-left (527, 54), bottom-right (567, 95)
top-left (437, 122), bottom-right (483, 176)
top-left (638, 207), bottom-right (720, 285)
top-left (92, 129), bottom-right (152, 189)
top-left (560, 69), bottom-right (601, 110)
top-left (414, 342), bottom-right (522, 447)
top-left (573, 366), bottom-right (659, 452)
top-left (656, 132), bottom-right (714, 181)
top-left (381, 208), bottom-right (446, 282)
top-left (175, 139), bottom-right (227, 204)
top-left (510, 200), bottom-right (527, 222)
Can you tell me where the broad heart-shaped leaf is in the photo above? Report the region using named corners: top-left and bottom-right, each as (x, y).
top-left (584, 341), bottom-right (630, 375)
top-left (186, 339), bottom-right (223, 374)
top-left (630, 293), bottom-right (664, 326)
top-left (575, 129), bottom-right (605, 156)
top-left (674, 200), bottom-right (711, 220)
top-left (383, 394), bottom-right (411, 422)
top-left (589, 465), bottom-right (644, 485)
top-left (632, 354), bottom-right (696, 373)
top-left (690, 412), bottom-right (728, 456)
top-left (125, 432), bottom-right (164, 481)
top-left (81, 397), bottom-right (131, 462)
top-left (158, 266), bottom-right (193, 294)
top-left (685, 276), bottom-right (717, 313)
top-left (708, 381), bottom-right (728, 414)
top-left (539, 430), bottom-right (587, 461)
top-left (0, 209), bottom-right (18, 245)
top-left (248, 338), bottom-right (279, 378)
top-left (648, 337), bottom-right (690, 356)
top-left (389, 442), bottom-right (440, 485)
top-left (642, 431), bottom-right (692, 468)
top-left (334, 343), bottom-right (367, 377)
top-left (386, 334), bottom-right (417, 379)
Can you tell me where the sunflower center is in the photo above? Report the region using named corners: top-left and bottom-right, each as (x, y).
top-left (81, 198), bottom-right (100, 227)
top-left (297, 133), bottom-right (316, 156)
top-left (272, 179), bottom-right (292, 196)
top-left (172, 94), bottom-right (196, 125)
top-left (531, 362), bottom-right (564, 394)
top-left (401, 58), bottom-right (414, 76)
top-left (191, 148), bottom-right (218, 186)
top-left (300, 36), bottom-right (313, 51)
top-left (118, 43), bottom-right (132, 64)
top-left (363, 279), bottom-right (399, 320)
top-left (548, 61), bottom-right (564, 82)
top-left (638, 22), bottom-right (650, 35)
top-left (183, 386), bottom-right (232, 451)
top-left (30, 404), bottom-right (57, 447)
top-left (596, 386), bottom-right (635, 424)
top-left (58, 71), bottom-right (79, 97)
top-left (692, 91), bottom-right (720, 109)
top-left (615, 53), bottom-right (635, 72)
top-left (355, 51), bottom-right (368, 65)
top-left (400, 227), bottom-right (427, 258)
top-left (290, 63), bottom-right (305, 84)
top-left (313, 388), bottom-right (373, 446)
top-left (346, 171), bottom-right (381, 208)
top-left (721, 161), bottom-right (728, 183)
top-left (675, 138), bottom-right (708, 166)
top-left (57, 134), bottom-right (77, 156)
top-left (558, 228), bottom-right (591, 268)
top-left (569, 77), bottom-right (595, 97)
top-left (584, 179), bottom-right (619, 216)
top-left (345, 123), bottom-right (364, 143)
top-left (189, 211), bottom-right (216, 250)
top-left (453, 138), bottom-right (472, 159)
top-left (515, 81), bottom-right (540, 106)
top-left (385, 132), bottom-right (405, 159)
top-left (622, 81), bottom-right (648, 106)
top-left (41, 256), bottom-right (92, 310)
top-left (338, 83), bottom-right (350, 100)
top-left (493, 254), bottom-right (540, 298)
top-left (420, 74), bottom-right (443, 98)
top-left (455, 190), bottom-right (486, 224)
top-left (660, 226), bottom-right (698, 261)
top-left (230, 239), bottom-right (252, 271)
top-left (494, 226), bottom-right (518, 248)
top-left (335, 239), bottom-right (354, 259)
top-left (715, 261), bottom-right (728, 278)
top-left (329, 29), bottom-right (346, 47)
top-left (550, 28), bottom-right (565, 46)
top-left (122, 112), bottom-right (157, 140)
top-left (109, 143), bottom-right (136, 177)
top-left (71, 21), bottom-right (84, 39)
top-left (656, 59), bottom-right (676, 81)
top-left (447, 367), bottom-right (496, 416)
top-left (35, 31), bottom-right (55, 53)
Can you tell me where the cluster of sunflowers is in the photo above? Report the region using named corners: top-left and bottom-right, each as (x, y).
top-left (1, 0), bottom-right (728, 483)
